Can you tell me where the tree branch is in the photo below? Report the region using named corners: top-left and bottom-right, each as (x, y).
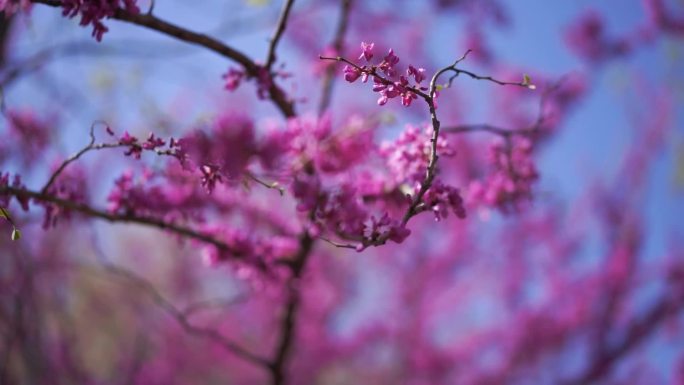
top-left (98, 262), bottom-right (270, 368)
top-left (31, 0), bottom-right (296, 117)
top-left (317, 0), bottom-right (353, 115)
top-left (265, 0), bottom-right (296, 71)
top-left (269, 232), bottom-right (314, 385)
top-left (564, 289), bottom-right (684, 385)
top-left (0, 186), bottom-right (250, 260)
top-left (41, 121), bottom-right (114, 193)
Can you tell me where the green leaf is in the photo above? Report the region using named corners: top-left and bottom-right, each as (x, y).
top-left (0, 207), bottom-right (9, 220)
top-left (11, 228), bottom-right (21, 241)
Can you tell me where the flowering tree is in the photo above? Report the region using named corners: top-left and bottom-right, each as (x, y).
top-left (1, 0), bottom-right (683, 384)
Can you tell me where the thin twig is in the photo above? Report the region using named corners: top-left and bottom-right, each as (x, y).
top-left (245, 172), bottom-right (285, 196)
top-left (319, 236), bottom-right (356, 249)
top-left (317, 0), bottom-right (353, 115)
top-left (318, 55), bottom-right (430, 99)
top-left (563, 289), bottom-right (684, 385)
top-left (41, 121), bottom-right (111, 193)
top-left (265, 0), bottom-right (296, 71)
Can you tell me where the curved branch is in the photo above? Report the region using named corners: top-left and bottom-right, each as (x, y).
top-left (265, 0), bottom-right (296, 71)
top-left (41, 121), bottom-right (113, 193)
top-left (31, 0), bottom-right (296, 117)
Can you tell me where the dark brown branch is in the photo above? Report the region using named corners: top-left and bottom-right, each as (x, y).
top-left (0, 186), bottom-right (248, 260)
top-left (317, 0), bottom-right (353, 115)
top-left (31, 0), bottom-right (296, 118)
top-left (269, 232), bottom-right (314, 385)
top-left (182, 296), bottom-right (247, 319)
top-left (265, 0), bottom-right (296, 71)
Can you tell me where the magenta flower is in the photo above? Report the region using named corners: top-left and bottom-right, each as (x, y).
top-left (60, 0), bottom-right (140, 41)
top-left (343, 65), bottom-right (362, 82)
top-left (379, 48), bottom-right (400, 76)
top-left (407, 65), bottom-right (426, 83)
top-left (223, 68), bottom-right (245, 91)
top-left (358, 41), bottom-right (375, 61)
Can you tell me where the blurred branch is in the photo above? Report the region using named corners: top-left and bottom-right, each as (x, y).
top-left (0, 186), bottom-right (251, 260)
top-left (269, 231), bottom-right (314, 385)
top-left (265, 0), bottom-right (296, 71)
top-left (318, 0), bottom-right (353, 115)
top-left (564, 288), bottom-right (684, 385)
top-left (182, 296), bottom-right (247, 319)
top-left (98, 262), bottom-right (271, 368)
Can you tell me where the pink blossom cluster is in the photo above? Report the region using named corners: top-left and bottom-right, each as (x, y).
top-left (564, 10), bottom-right (632, 62)
top-left (177, 114), bottom-right (270, 192)
top-left (201, 227), bottom-right (298, 279)
top-left (111, 111), bottom-right (466, 252)
top-left (422, 180), bottom-right (466, 221)
top-left (538, 74), bottom-right (587, 137)
top-left (643, 0), bottom-right (684, 35)
top-left (380, 124), bottom-right (466, 221)
top-left (467, 136), bottom-right (538, 211)
top-left (100, 113), bottom-right (412, 257)
top-left (107, 169), bottom-right (171, 217)
top-left (342, 42), bottom-right (427, 107)
top-left (116, 130), bottom-right (176, 159)
top-left (223, 65), bottom-right (291, 99)
top-left (2, 109), bottom-right (51, 166)
top-left (42, 165), bottom-right (88, 228)
top-left (380, 124), bottom-right (453, 184)
top-left (60, 0), bottom-right (140, 41)
top-left (269, 115), bottom-right (412, 249)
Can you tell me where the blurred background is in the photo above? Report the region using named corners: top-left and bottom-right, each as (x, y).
top-left (1, 0), bottom-right (683, 384)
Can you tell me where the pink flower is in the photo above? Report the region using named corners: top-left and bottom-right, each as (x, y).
top-left (358, 41), bottom-right (375, 61)
top-left (407, 65), bottom-right (426, 83)
top-left (401, 90), bottom-right (417, 106)
top-left (60, 0), bottom-right (140, 41)
top-left (343, 65), bottom-right (362, 82)
top-left (379, 48), bottom-right (400, 76)
top-left (223, 68), bottom-right (245, 91)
